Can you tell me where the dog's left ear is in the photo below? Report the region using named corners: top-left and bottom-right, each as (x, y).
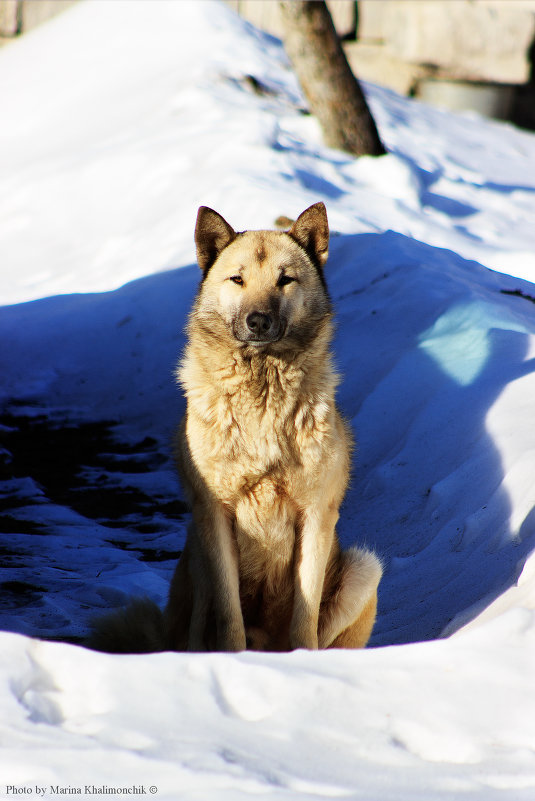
top-left (288, 202), bottom-right (329, 268)
top-left (195, 206), bottom-right (236, 274)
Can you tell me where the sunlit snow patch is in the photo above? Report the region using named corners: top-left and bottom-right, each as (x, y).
top-left (418, 300), bottom-right (530, 386)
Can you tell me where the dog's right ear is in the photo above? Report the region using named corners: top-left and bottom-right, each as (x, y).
top-left (195, 207), bottom-right (236, 274)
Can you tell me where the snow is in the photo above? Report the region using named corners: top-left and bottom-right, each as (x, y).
top-left (1, 613), bottom-right (534, 799)
top-left (0, 0), bottom-right (534, 798)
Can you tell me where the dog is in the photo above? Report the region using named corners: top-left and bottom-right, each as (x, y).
top-left (89, 202), bottom-right (382, 653)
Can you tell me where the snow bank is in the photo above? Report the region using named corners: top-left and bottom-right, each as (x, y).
top-left (1, 606), bottom-right (534, 800)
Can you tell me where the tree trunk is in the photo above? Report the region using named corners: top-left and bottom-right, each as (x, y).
top-left (279, 1), bottom-right (385, 157)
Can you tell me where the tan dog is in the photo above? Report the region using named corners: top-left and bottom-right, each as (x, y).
top-left (164, 202), bottom-right (382, 652)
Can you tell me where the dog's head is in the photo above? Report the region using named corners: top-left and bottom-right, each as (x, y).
top-left (193, 203), bottom-right (331, 350)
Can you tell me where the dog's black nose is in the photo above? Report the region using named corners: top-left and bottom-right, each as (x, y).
top-left (246, 311), bottom-right (273, 335)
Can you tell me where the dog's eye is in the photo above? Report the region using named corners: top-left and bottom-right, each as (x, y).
top-left (229, 275), bottom-right (244, 286)
top-left (277, 274), bottom-right (296, 288)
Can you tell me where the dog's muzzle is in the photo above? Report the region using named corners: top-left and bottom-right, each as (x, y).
top-left (234, 311), bottom-right (285, 344)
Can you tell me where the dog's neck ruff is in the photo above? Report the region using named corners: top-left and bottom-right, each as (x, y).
top-left (178, 317), bottom-right (338, 433)
top-left (184, 314), bottom-right (333, 385)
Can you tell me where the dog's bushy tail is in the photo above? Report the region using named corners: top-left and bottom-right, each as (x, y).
top-left (86, 598), bottom-right (167, 654)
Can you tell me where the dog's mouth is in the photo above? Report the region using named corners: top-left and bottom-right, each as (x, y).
top-left (235, 330), bottom-right (284, 346)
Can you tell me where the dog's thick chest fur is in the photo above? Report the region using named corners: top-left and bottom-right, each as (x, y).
top-left (182, 346), bottom-right (336, 496)
top-left (180, 344), bottom-right (341, 582)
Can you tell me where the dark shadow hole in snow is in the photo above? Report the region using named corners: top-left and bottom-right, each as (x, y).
top-left (0, 405), bottom-right (188, 555)
top-left (0, 580), bottom-right (47, 610)
top-left (0, 404), bottom-right (188, 641)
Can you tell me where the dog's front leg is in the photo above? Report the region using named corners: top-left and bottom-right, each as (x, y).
top-left (193, 499), bottom-right (246, 652)
top-left (290, 506), bottom-right (336, 650)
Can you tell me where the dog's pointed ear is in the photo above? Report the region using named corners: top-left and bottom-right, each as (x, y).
top-left (195, 206), bottom-right (236, 273)
top-left (288, 202), bottom-right (329, 268)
